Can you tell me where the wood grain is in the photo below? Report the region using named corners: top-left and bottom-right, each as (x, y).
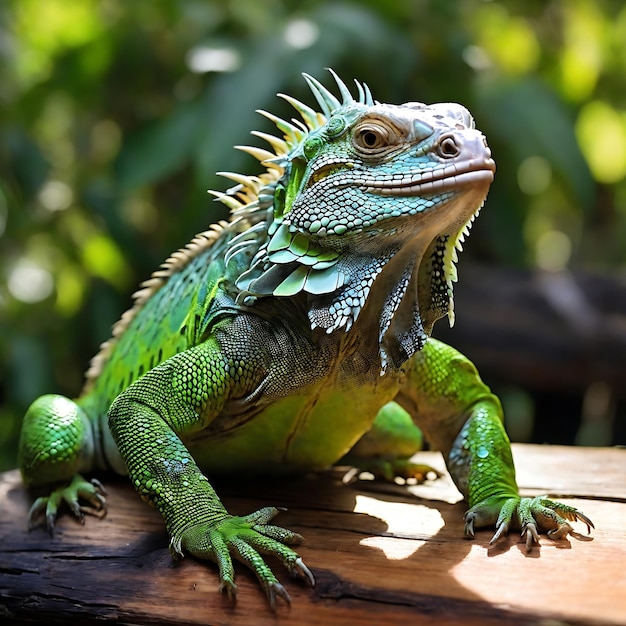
top-left (1, 444), bottom-right (624, 625)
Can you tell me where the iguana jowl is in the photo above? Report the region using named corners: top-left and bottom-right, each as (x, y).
top-left (18, 70), bottom-right (593, 608)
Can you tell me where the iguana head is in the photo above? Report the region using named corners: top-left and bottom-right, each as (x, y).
top-left (218, 70), bottom-right (495, 371)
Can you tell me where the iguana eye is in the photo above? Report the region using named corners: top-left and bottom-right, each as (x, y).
top-left (362, 131), bottom-right (380, 147)
top-left (352, 123), bottom-right (389, 151)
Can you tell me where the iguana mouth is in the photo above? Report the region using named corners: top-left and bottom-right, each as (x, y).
top-left (362, 158), bottom-right (496, 197)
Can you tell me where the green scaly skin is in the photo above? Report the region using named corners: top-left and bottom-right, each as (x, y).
top-left (18, 70), bottom-right (593, 608)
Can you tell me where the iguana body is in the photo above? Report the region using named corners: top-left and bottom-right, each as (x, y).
top-left (19, 71), bottom-right (592, 607)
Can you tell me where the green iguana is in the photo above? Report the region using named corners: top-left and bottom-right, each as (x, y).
top-left (19, 70), bottom-right (593, 608)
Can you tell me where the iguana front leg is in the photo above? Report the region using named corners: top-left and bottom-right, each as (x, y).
top-left (397, 338), bottom-right (593, 551)
top-left (108, 338), bottom-right (314, 607)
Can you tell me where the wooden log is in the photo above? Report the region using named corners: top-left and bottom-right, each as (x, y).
top-left (1, 444), bottom-right (625, 625)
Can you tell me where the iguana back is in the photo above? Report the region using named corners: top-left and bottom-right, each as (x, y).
top-left (80, 229), bottom-right (231, 418)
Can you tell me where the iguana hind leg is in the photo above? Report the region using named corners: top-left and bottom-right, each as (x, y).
top-left (18, 394), bottom-right (106, 531)
top-left (341, 401), bottom-right (440, 483)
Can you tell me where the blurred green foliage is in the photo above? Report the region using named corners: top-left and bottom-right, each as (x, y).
top-left (2, 0), bottom-right (626, 470)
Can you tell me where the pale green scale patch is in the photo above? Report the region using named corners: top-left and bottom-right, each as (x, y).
top-left (273, 266), bottom-right (309, 297)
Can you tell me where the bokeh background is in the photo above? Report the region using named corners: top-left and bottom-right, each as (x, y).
top-left (2, 0), bottom-right (626, 471)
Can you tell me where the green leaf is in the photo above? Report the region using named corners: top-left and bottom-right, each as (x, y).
top-left (116, 99), bottom-right (204, 189)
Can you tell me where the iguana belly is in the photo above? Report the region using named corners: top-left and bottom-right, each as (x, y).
top-left (186, 380), bottom-right (400, 475)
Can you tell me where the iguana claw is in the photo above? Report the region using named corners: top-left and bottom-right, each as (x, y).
top-left (521, 521), bottom-right (540, 552)
top-left (218, 578), bottom-right (238, 603)
top-left (290, 557), bottom-right (315, 587)
top-left (488, 519), bottom-right (509, 545)
top-left (266, 581), bottom-right (291, 610)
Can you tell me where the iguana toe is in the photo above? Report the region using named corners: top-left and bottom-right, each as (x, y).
top-left (26, 494), bottom-right (60, 534)
top-left (241, 505), bottom-right (284, 526)
top-left (228, 533), bottom-right (293, 608)
top-left (243, 506), bottom-right (305, 545)
top-left (384, 459), bottom-right (441, 483)
top-left (344, 458), bottom-right (441, 484)
top-left (542, 498), bottom-right (595, 534)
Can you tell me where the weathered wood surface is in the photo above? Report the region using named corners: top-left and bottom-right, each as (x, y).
top-left (1, 444), bottom-right (625, 626)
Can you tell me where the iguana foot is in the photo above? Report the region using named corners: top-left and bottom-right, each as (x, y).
top-left (379, 458), bottom-right (441, 483)
top-left (27, 474), bottom-right (107, 533)
top-left (344, 457), bottom-right (441, 484)
top-left (464, 495), bottom-right (594, 552)
top-left (170, 506), bottom-right (315, 609)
